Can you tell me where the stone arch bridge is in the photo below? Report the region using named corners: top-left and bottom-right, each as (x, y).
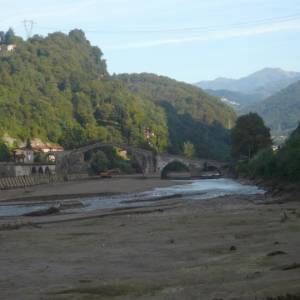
top-left (56, 143), bottom-right (225, 176)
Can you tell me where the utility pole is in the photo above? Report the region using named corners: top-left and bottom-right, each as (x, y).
top-left (22, 20), bottom-right (35, 39)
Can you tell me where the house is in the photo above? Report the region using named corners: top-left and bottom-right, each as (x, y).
top-left (13, 147), bottom-right (34, 164)
top-left (0, 44), bottom-right (17, 52)
top-left (30, 139), bottom-right (64, 153)
top-left (6, 44), bottom-right (16, 52)
top-left (144, 128), bottom-right (155, 140)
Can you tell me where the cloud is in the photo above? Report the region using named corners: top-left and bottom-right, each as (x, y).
top-left (107, 20), bottom-right (300, 50)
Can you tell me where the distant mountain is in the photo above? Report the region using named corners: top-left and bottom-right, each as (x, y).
top-left (196, 68), bottom-right (300, 96)
top-left (245, 80), bottom-right (300, 134)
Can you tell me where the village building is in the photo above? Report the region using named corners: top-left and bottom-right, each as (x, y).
top-left (0, 44), bottom-right (17, 52)
top-left (0, 139), bottom-right (64, 178)
top-left (13, 147), bottom-right (34, 163)
top-left (30, 139), bottom-right (64, 153)
top-left (6, 44), bottom-right (16, 51)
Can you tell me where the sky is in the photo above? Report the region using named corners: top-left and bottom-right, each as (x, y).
top-left (0, 0), bottom-right (300, 83)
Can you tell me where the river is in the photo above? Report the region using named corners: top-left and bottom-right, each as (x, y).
top-left (0, 178), bottom-right (265, 217)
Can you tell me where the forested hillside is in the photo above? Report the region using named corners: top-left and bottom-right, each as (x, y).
top-left (0, 29), bottom-right (236, 159)
top-left (246, 80), bottom-right (300, 133)
top-left (117, 73), bottom-right (236, 159)
top-left (0, 29), bottom-right (168, 151)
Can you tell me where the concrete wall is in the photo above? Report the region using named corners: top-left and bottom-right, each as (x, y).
top-left (0, 163), bottom-right (56, 177)
top-left (0, 163), bottom-right (15, 177)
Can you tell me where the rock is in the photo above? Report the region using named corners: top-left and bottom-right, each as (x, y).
top-left (230, 245), bottom-right (237, 251)
top-left (24, 206), bottom-right (60, 217)
top-left (267, 250), bottom-right (287, 257)
top-left (277, 263), bottom-right (300, 271)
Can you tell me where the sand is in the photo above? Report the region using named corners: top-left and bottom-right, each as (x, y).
top-left (0, 177), bottom-right (300, 300)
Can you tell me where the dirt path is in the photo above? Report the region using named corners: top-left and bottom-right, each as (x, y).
top-left (0, 189), bottom-right (299, 299)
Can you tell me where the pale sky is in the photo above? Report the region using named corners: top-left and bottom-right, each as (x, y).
top-left (0, 0), bottom-right (300, 82)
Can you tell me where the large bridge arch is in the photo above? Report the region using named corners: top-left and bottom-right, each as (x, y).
top-left (56, 143), bottom-right (157, 175)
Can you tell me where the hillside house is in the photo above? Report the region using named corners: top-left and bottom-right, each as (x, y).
top-left (0, 44), bottom-right (17, 52)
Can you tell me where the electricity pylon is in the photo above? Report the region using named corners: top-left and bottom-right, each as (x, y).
top-left (23, 20), bottom-right (35, 39)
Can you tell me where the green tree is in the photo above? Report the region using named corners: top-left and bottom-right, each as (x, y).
top-left (4, 28), bottom-right (16, 44)
top-left (0, 140), bottom-right (11, 161)
top-left (90, 150), bottom-right (109, 174)
top-left (183, 141), bottom-right (195, 158)
top-left (231, 113), bottom-right (272, 159)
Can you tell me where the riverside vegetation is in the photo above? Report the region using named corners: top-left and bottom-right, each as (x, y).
top-left (0, 29), bottom-right (235, 160)
top-left (233, 113), bottom-right (300, 183)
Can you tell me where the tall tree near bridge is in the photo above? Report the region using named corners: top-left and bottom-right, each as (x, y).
top-left (231, 113), bottom-right (272, 160)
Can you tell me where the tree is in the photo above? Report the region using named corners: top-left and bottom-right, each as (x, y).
top-left (0, 31), bottom-right (5, 44)
top-left (90, 151), bottom-right (109, 174)
top-left (4, 28), bottom-right (16, 44)
top-left (183, 141), bottom-right (195, 158)
top-left (0, 140), bottom-right (11, 161)
top-left (231, 113), bottom-right (272, 159)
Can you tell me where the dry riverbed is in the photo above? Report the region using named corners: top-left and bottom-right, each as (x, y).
top-left (0, 177), bottom-right (300, 300)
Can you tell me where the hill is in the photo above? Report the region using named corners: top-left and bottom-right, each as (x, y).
top-left (117, 73), bottom-right (236, 159)
top-left (204, 89), bottom-right (261, 111)
top-left (245, 80), bottom-right (300, 134)
top-left (0, 29), bottom-right (168, 151)
top-left (0, 29), bottom-right (236, 160)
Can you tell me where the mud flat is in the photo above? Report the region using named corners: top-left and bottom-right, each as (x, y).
top-left (0, 179), bottom-right (300, 299)
top-left (0, 175), bottom-right (177, 203)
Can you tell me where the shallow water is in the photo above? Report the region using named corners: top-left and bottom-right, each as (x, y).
top-left (0, 178), bottom-right (265, 217)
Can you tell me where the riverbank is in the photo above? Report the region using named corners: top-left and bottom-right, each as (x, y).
top-left (0, 175), bottom-right (176, 203)
top-left (0, 177), bottom-right (299, 299)
top-left (237, 176), bottom-right (300, 204)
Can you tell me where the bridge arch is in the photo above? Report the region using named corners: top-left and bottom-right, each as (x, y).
top-left (57, 143), bottom-right (156, 175)
top-left (56, 142), bottom-right (225, 176)
top-left (161, 160), bottom-right (190, 179)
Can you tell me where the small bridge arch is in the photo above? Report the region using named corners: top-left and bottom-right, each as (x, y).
top-left (160, 160), bottom-right (191, 179)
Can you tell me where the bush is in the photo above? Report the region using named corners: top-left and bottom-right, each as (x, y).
top-left (235, 124), bottom-right (300, 182)
top-left (90, 151), bottom-right (109, 174)
top-left (0, 140), bottom-right (11, 161)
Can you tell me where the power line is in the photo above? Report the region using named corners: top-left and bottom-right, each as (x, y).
top-left (36, 13), bottom-right (300, 35)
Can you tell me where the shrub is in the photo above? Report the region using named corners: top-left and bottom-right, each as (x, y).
top-left (90, 151), bottom-right (109, 174)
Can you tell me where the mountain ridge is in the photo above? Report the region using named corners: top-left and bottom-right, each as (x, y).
top-left (245, 80), bottom-right (300, 134)
top-left (196, 68), bottom-right (300, 100)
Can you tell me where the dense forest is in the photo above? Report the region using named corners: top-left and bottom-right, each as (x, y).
top-left (0, 29), bottom-right (236, 159)
top-left (0, 29), bottom-right (168, 151)
top-left (117, 73), bottom-right (236, 159)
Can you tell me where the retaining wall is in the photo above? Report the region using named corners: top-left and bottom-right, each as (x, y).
top-left (0, 173), bottom-right (90, 190)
